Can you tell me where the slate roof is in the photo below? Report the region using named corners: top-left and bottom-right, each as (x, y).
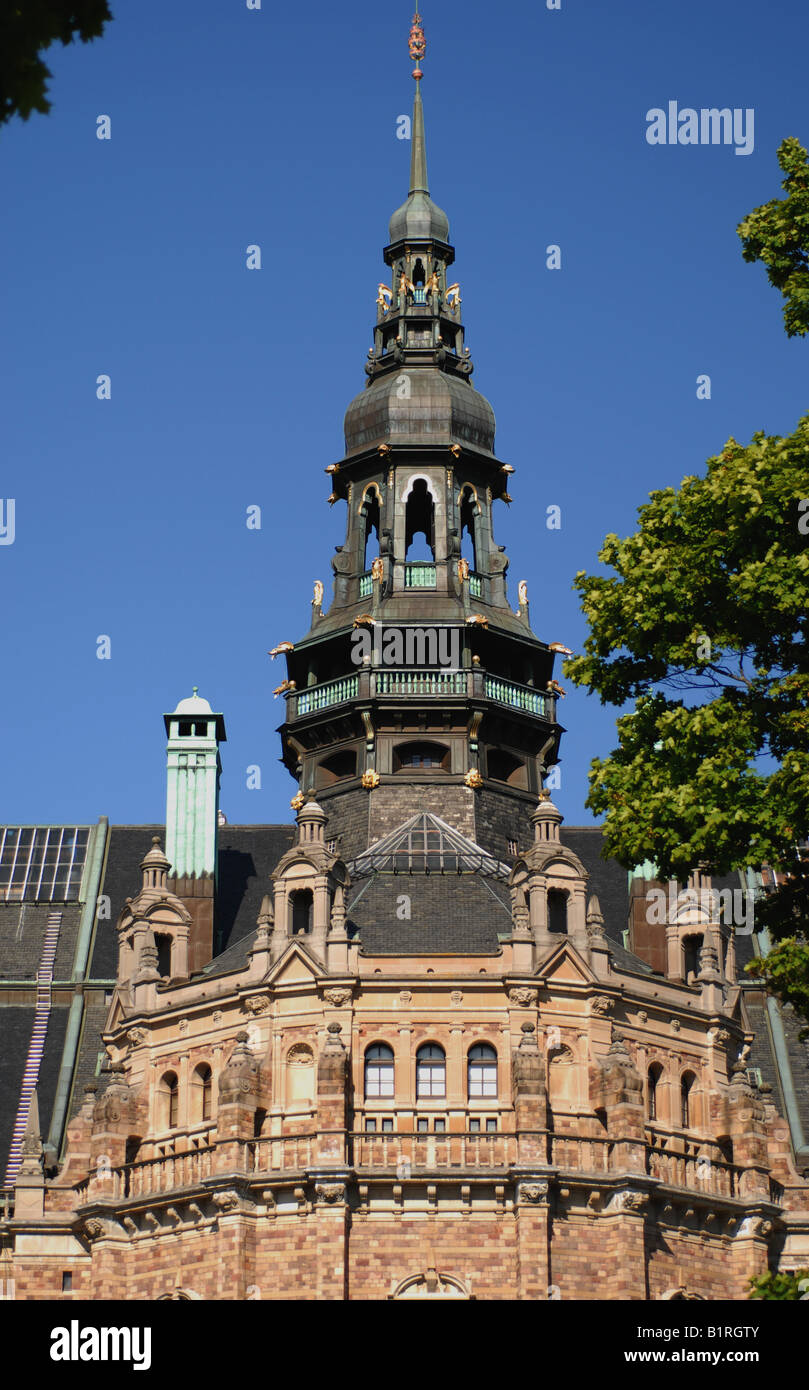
top-left (349, 871), bottom-right (511, 955)
top-left (0, 1005), bottom-right (69, 1182)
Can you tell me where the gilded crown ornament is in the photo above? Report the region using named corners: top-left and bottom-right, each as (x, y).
top-left (409, 12), bottom-right (426, 77)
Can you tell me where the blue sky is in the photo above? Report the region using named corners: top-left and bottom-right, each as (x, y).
top-left (1, 0), bottom-right (807, 831)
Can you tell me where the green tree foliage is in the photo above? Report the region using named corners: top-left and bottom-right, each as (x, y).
top-left (738, 138), bottom-right (809, 338)
top-left (749, 1268), bottom-right (809, 1300)
top-left (566, 420), bottom-right (809, 1018)
top-left (0, 1), bottom-right (112, 127)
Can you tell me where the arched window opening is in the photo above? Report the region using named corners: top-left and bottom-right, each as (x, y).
top-left (547, 889), bottom-right (568, 935)
top-left (154, 933), bottom-right (172, 979)
top-left (680, 1072), bottom-right (696, 1129)
top-left (253, 1108), bottom-right (267, 1139)
top-left (123, 1136), bottom-right (141, 1197)
top-left (486, 747), bottom-right (527, 788)
top-left (416, 1044), bottom-right (446, 1098)
top-left (683, 934), bottom-right (703, 982)
top-left (405, 479), bottom-right (435, 562)
top-left (460, 487), bottom-right (478, 572)
top-left (192, 1063), bottom-right (212, 1123)
top-left (161, 1072), bottom-right (179, 1130)
top-left (365, 1043), bottom-right (395, 1099)
top-left (393, 741), bottom-right (450, 773)
top-left (412, 258), bottom-right (426, 287)
top-left (648, 1063), bottom-right (663, 1121)
top-left (316, 749), bottom-right (357, 788)
top-left (289, 888), bottom-right (313, 936)
top-left (360, 489), bottom-right (380, 574)
top-left (467, 1043), bottom-right (497, 1099)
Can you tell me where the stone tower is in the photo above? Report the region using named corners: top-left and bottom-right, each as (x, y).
top-left (164, 688), bottom-right (227, 970)
top-left (277, 33), bottom-right (565, 864)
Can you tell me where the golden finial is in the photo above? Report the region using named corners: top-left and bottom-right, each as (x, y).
top-left (409, 11), bottom-right (426, 80)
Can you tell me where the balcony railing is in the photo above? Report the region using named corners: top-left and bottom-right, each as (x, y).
top-left (645, 1144), bottom-right (737, 1198)
top-left (404, 563), bottom-right (436, 588)
top-left (295, 674), bottom-right (359, 716)
top-left (469, 573), bottom-right (483, 598)
top-left (67, 1130), bottom-right (775, 1207)
top-left (358, 572), bottom-right (373, 598)
top-left (289, 669), bottom-right (555, 721)
top-left (373, 669), bottom-right (468, 698)
top-left (352, 1131), bottom-right (517, 1171)
top-left (484, 675), bottom-right (549, 718)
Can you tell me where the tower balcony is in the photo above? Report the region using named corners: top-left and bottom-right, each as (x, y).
top-left (286, 670), bottom-right (556, 724)
top-left (71, 1130), bottom-right (779, 1207)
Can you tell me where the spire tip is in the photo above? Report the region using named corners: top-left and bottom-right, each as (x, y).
top-left (409, 10), bottom-right (426, 81)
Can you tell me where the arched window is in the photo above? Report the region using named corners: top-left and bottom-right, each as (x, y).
top-left (681, 1071), bottom-right (696, 1129)
top-left (365, 1043), bottom-right (395, 1099)
top-left (459, 486), bottom-right (479, 572)
top-left (683, 935), bottom-right (703, 981)
top-left (393, 741), bottom-right (449, 772)
top-left (316, 749), bottom-right (357, 788)
top-left (405, 479), bottom-right (435, 562)
top-left (155, 933), bottom-right (172, 978)
top-left (161, 1072), bottom-right (179, 1130)
top-left (360, 488), bottom-right (380, 574)
top-left (416, 1044), bottom-right (446, 1098)
top-left (123, 1136), bottom-right (141, 1197)
top-left (486, 747), bottom-right (527, 789)
top-left (547, 889), bottom-right (568, 935)
top-left (192, 1063), bottom-right (212, 1123)
top-left (468, 1043), bottom-right (497, 1099)
top-left (648, 1063), bottom-right (663, 1121)
top-left (289, 888), bottom-right (313, 936)
top-left (412, 257), bottom-right (426, 287)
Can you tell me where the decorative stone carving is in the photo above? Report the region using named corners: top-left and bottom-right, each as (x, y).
top-left (361, 770), bottom-right (380, 790)
top-left (218, 1032), bottom-right (261, 1104)
top-left (324, 987), bottom-right (352, 1007)
top-left (519, 1182), bottom-right (549, 1204)
top-left (242, 996), bottom-right (269, 1015)
top-left (399, 990), bottom-right (412, 1005)
top-left (178, 1018), bottom-right (189, 1033)
top-left (315, 1182), bottom-right (346, 1206)
top-left (450, 990), bottom-right (463, 1006)
top-left (127, 1028), bottom-right (146, 1047)
top-left (607, 1189), bottom-right (647, 1213)
top-left (290, 791), bottom-right (306, 811)
top-left (464, 769), bottom-right (483, 789)
top-left (509, 987), bottom-right (537, 1008)
top-left (212, 1011), bottom-right (223, 1024)
top-left (591, 995), bottom-right (614, 1015)
top-left (212, 1190), bottom-right (240, 1213)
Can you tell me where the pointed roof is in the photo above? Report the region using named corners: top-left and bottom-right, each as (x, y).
top-left (388, 14), bottom-right (450, 245)
top-left (347, 811), bottom-right (511, 879)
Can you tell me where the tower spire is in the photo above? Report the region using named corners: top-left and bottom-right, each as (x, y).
top-left (408, 11), bottom-right (429, 195)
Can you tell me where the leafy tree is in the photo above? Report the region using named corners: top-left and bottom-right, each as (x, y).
top-left (749, 1268), bottom-right (809, 1300)
top-left (565, 419), bottom-right (809, 1018)
top-left (0, 1), bottom-right (112, 127)
top-left (738, 137), bottom-right (809, 339)
top-left (568, 137), bottom-right (809, 1028)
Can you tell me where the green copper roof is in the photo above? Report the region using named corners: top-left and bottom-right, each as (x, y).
top-left (388, 82), bottom-right (450, 244)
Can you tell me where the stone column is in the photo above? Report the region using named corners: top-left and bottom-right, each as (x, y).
top-left (514, 1178), bottom-right (551, 1299)
top-left (512, 1022), bottom-right (548, 1166)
